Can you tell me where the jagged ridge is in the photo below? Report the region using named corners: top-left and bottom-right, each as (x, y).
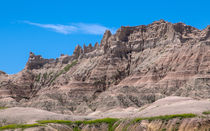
top-left (0, 20), bottom-right (209, 116)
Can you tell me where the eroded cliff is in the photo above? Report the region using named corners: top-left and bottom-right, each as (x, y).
top-left (0, 20), bottom-right (209, 130)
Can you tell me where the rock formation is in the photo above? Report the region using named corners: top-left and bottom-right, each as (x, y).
top-left (0, 20), bottom-right (209, 130)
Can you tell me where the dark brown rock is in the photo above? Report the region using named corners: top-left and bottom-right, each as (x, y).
top-left (0, 70), bottom-right (6, 75)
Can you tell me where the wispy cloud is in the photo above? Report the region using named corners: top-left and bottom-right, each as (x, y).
top-left (22, 21), bottom-right (115, 35)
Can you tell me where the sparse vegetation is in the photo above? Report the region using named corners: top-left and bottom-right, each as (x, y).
top-left (50, 60), bottom-right (78, 84)
top-left (122, 121), bottom-right (131, 131)
top-left (43, 72), bottom-right (48, 80)
top-left (111, 120), bottom-right (121, 131)
top-left (0, 123), bottom-right (42, 130)
top-left (122, 114), bottom-right (196, 131)
top-left (83, 118), bottom-right (118, 125)
top-left (132, 113), bottom-right (196, 123)
top-left (64, 60), bottom-right (78, 72)
top-left (37, 120), bottom-right (72, 125)
top-left (37, 114), bottom-right (198, 131)
top-left (0, 107), bottom-right (8, 110)
top-left (35, 73), bottom-right (41, 82)
top-left (37, 118), bottom-right (119, 131)
top-left (0, 114), bottom-right (198, 131)
top-left (202, 111), bottom-right (210, 115)
top-left (73, 127), bottom-right (81, 131)
top-left (82, 118), bottom-right (119, 131)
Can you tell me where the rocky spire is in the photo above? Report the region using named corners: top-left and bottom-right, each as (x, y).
top-left (94, 42), bottom-right (99, 49)
top-left (73, 45), bottom-right (83, 59)
top-left (83, 43), bottom-right (94, 54)
top-left (83, 44), bottom-right (87, 53)
top-left (88, 43), bottom-right (93, 51)
top-left (100, 30), bottom-right (112, 47)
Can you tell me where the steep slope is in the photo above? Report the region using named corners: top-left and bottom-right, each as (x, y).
top-left (0, 20), bottom-right (209, 116)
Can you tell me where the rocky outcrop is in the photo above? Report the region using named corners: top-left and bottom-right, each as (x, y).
top-left (94, 42), bottom-right (99, 49)
top-left (0, 19), bottom-right (209, 131)
top-left (100, 30), bottom-right (112, 46)
top-left (26, 52), bottom-right (56, 70)
top-left (83, 43), bottom-right (95, 53)
top-left (0, 20), bottom-right (209, 118)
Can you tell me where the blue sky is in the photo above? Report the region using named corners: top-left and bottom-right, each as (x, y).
top-left (0, 0), bottom-right (209, 74)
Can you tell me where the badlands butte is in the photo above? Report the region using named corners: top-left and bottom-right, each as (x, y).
top-left (0, 20), bottom-right (210, 131)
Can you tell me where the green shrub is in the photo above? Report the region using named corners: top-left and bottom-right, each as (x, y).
top-left (64, 60), bottom-right (78, 72)
top-left (83, 118), bottom-right (119, 131)
top-left (35, 73), bottom-right (41, 82)
top-left (133, 113), bottom-right (196, 123)
top-left (0, 123), bottom-right (42, 130)
top-left (37, 118), bottom-right (119, 131)
top-left (82, 118), bottom-right (118, 125)
top-left (43, 73), bottom-right (48, 80)
top-left (202, 111), bottom-right (210, 115)
top-left (49, 60), bottom-right (78, 84)
top-left (73, 127), bottom-right (81, 131)
top-left (0, 107), bottom-right (8, 110)
top-left (37, 120), bottom-right (72, 125)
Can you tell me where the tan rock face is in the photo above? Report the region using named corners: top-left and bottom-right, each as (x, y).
top-left (0, 20), bottom-right (209, 116)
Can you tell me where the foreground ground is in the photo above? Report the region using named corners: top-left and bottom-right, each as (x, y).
top-left (1, 96), bottom-right (210, 131)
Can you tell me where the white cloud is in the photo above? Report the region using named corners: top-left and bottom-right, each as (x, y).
top-left (74, 23), bottom-right (114, 35)
top-left (23, 21), bottom-right (115, 35)
top-left (23, 21), bottom-right (77, 34)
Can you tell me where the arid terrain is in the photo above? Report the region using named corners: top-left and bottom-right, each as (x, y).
top-left (0, 20), bottom-right (210, 131)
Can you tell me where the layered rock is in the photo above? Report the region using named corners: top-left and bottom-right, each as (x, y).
top-left (0, 20), bottom-right (209, 116)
